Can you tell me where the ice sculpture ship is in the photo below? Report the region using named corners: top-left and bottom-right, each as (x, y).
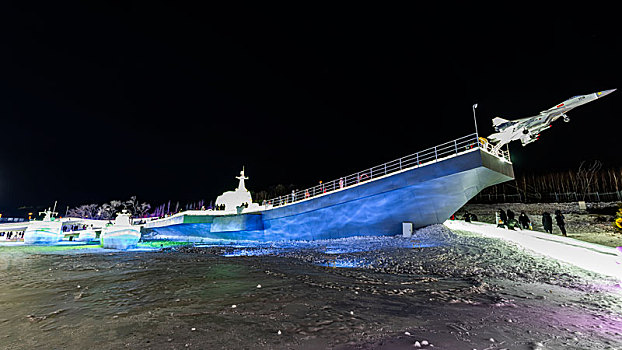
top-left (23, 208), bottom-right (63, 244)
top-left (101, 211), bottom-right (141, 249)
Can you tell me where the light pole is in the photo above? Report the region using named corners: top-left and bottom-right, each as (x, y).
top-left (472, 103), bottom-right (479, 138)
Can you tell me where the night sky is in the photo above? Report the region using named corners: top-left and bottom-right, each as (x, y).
top-left (1, 3), bottom-right (620, 215)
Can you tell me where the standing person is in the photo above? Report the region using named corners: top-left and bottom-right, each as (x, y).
top-left (555, 210), bottom-right (567, 236)
top-left (496, 209), bottom-right (506, 228)
top-left (518, 211), bottom-right (531, 230)
top-left (506, 209), bottom-right (517, 230)
top-left (462, 211), bottom-right (471, 223)
top-left (499, 209), bottom-right (508, 228)
top-left (542, 212), bottom-right (553, 234)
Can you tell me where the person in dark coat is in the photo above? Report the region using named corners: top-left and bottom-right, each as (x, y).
top-left (518, 211), bottom-right (531, 230)
top-left (506, 209), bottom-right (515, 221)
top-left (462, 211), bottom-right (471, 222)
top-left (496, 209), bottom-right (507, 228)
top-left (554, 210), bottom-right (567, 236)
top-left (499, 209), bottom-right (507, 227)
top-left (541, 212), bottom-right (553, 233)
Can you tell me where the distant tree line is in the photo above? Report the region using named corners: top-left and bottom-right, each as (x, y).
top-left (475, 160), bottom-right (622, 202)
top-left (67, 196), bottom-right (152, 219)
top-left (150, 199), bottom-right (206, 217)
top-left (251, 183), bottom-right (298, 203)
top-left (65, 184), bottom-right (301, 220)
top-left (67, 197), bottom-right (213, 219)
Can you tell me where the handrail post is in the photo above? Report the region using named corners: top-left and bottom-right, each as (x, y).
top-left (454, 140), bottom-right (458, 154)
top-left (434, 146), bottom-right (438, 161)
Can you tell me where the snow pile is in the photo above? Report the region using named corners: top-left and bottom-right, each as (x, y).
top-left (175, 223), bottom-right (620, 290)
top-left (412, 223), bottom-right (458, 242)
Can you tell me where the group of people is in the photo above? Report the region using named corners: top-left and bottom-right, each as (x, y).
top-left (493, 208), bottom-right (566, 235)
top-left (461, 211), bottom-right (478, 222)
top-left (495, 209), bottom-right (527, 230)
top-left (62, 224), bottom-right (91, 232)
top-left (541, 210), bottom-right (567, 236)
top-left (1, 231), bottom-right (24, 240)
top-left (213, 203), bottom-right (250, 211)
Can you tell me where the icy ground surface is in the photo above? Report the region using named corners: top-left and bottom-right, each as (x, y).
top-left (1, 225), bottom-right (621, 349)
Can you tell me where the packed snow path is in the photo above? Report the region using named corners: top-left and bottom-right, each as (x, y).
top-left (445, 220), bottom-right (622, 281)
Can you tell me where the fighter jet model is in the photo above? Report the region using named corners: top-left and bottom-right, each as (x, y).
top-left (487, 89), bottom-right (616, 149)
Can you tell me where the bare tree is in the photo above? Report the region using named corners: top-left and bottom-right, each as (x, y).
top-left (135, 202), bottom-right (151, 217)
top-left (575, 160), bottom-right (602, 200)
top-left (100, 200), bottom-right (123, 220)
top-left (67, 206), bottom-right (86, 218)
top-left (67, 204), bottom-right (99, 218)
top-left (125, 196), bottom-right (138, 214)
top-left (83, 204), bottom-right (99, 218)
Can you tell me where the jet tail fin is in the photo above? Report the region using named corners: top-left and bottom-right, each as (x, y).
top-left (492, 117), bottom-right (509, 127)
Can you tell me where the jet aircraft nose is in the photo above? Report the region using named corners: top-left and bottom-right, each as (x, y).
top-left (597, 89), bottom-right (616, 97)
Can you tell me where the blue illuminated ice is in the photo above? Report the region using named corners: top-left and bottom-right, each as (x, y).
top-left (210, 226), bottom-right (446, 270)
top-left (316, 259), bottom-right (365, 268)
top-left (222, 248), bottom-right (276, 257)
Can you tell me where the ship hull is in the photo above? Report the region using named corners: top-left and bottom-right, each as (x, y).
top-left (76, 229), bottom-right (98, 242)
top-left (23, 222), bottom-right (63, 244)
top-left (101, 228), bottom-right (141, 249)
top-left (143, 149), bottom-right (514, 242)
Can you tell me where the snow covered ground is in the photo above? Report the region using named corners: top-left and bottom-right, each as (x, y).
top-left (445, 220), bottom-right (622, 281)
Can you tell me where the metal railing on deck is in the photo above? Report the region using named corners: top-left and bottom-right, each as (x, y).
top-left (264, 133), bottom-right (510, 208)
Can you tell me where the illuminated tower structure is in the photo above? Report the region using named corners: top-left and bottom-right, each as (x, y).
top-left (215, 168), bottom-right (256, 211)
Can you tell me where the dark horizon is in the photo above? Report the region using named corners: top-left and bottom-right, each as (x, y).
top-left (1, 4), bottom-right (620, 216)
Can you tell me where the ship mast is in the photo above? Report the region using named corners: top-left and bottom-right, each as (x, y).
top-left (236, 167), bottom-right (248, 191)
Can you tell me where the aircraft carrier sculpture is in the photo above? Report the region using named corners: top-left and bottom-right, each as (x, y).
top-left (142, 133), bottom-right (514, 242)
